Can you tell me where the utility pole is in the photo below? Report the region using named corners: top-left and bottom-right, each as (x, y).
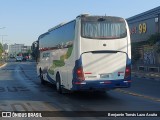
top-left (0, 27), bottom-right (6, 45)
top-left (0, 35), bottom-right (8, 45)
top-left (0, 27), bottom-right (6, 61)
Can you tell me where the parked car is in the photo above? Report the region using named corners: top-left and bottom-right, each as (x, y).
top-left (16, 56), bottom-right (23, 62)
top-left (22, 57), bottom-right (27, 61)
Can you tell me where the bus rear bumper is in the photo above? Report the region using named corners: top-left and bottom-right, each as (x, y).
top-left (71, 79), bottom-right (131, 91)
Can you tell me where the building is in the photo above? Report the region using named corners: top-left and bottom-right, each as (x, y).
top-left (9, 43), bottom-right (31, 57)
top-left (9, 44), bottom-right (24, 56)
top-left (127, 6), bottom-right (160, 42)
top-left (21, 45), bottom-right (31, 53)
top-left (127, 6), bottom-right (160, 71)
top-left (3, 43), bottom-right (9, 53)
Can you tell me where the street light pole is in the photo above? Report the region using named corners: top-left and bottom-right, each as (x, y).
top-left (0, 27), bottom-right (6, 61)
top-left (0, 35), bottom-right (8, 45)
top-left (0, 27), bottom-right (6, 45)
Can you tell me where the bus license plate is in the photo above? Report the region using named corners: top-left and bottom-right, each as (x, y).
top-left (100, 73), bottom-right (111, 78)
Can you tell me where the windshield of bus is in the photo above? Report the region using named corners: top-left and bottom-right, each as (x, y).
top-left (81, 16), bottom-right (127, 39)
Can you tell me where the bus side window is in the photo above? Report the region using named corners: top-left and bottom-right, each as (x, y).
top-left (42, 53), bottom-right (50, 58)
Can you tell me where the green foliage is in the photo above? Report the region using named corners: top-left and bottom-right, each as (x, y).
top-left (131, 33), bottom-right (160, 64)
top-left (147, 33), bottom-right (160, 46)
top-left (146, 33), bottom-right (160, 53)
top-left (132, 51), bottom-right (141, 64)
top-left (156, 44), bottom-right (160, 53)
top-left (131, 41), bottom-right (146, 64)
top-left (131, 44), bottom-right (141, 64)
top-left (27, 49), bottom-right (31, 54)
top-left (0, 43), bottom-right (3, 58)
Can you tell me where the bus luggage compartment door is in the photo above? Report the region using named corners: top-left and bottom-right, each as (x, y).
top-left (81, 51), bottom-right (127, 80)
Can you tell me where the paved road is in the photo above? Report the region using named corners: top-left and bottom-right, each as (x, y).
top-left (0, 62), bottom-right (160, 120)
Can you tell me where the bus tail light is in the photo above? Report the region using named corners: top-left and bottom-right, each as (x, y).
top-left (125, 66), bottom-right (131, 78)
top-left (76, 67), bottom-right (85, 81)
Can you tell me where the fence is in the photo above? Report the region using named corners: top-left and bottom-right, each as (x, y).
top-left (137, 65), bottom-right (160, 72)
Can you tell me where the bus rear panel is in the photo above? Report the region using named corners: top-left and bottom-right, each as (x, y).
top-left (72, 16), bottom-right (131, 91)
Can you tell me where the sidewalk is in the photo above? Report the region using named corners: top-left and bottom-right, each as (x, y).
top-left (0, 60), bottom-right (5, 67)
top-left (0, 63), bottom-right (7, 68)
top-left (132, 70), bottom-right (160, 80)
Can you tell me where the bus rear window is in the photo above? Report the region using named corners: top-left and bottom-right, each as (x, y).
top-left (81, 17), bottom-right (127, 39)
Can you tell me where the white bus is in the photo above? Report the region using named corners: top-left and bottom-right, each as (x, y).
top-left (37, 14), bottom-right (131, 93)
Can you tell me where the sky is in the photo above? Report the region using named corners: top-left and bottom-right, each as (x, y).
top-left (0, 0), bottom-right (160, 46)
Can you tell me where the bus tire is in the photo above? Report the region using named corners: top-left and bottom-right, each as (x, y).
top-left (56, 73), bottom-right (62, 94)
top-left (40, 70), bottom-right (46, 85)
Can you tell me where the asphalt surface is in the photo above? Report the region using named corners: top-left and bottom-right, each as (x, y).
top-left (0, 61), bottom-right (160, 120)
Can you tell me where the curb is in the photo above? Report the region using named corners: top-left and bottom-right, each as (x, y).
top-left (0, 63), bottom-right (7, 68)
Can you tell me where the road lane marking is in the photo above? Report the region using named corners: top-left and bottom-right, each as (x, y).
top-left (115, 89), bottom-right (160, 102)
top-left (0, 86), bottom-right (30, 92)
top-left (11, 103), bottom-right (28, 111)
top-left (0, 101), bottom-right (58, 111)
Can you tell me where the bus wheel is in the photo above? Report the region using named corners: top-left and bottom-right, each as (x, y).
top-left (40, 71), bottom-right (46, 85)
top-left (56, 74), bottom-right (62, 94)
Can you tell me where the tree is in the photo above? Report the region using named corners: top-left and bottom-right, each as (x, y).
top-left (131, 42), bottom-right (142, 64)
top-left (0, 43), bottom-right (3, 58)
top-left (147, 33), bottom-right (160, 46)
top-left (147, 33), bottom-right (160, 53)
top-left (27, 49), bottom-right (31, 54)
top-left (131, 33), bottom-right (160, 64)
